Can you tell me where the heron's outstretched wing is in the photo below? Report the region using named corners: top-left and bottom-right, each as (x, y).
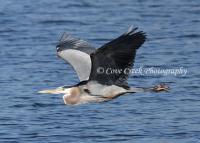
top-left (89, 26), bottom-right (146, 86)
top-left (57, 33), bottom-right (95, 81)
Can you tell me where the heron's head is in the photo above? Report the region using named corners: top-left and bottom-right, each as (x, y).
top-left (38, 86), bottom-right (81, 105)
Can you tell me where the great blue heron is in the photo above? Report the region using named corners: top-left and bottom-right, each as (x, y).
top-left (39, 26), bottom-right (169, 105)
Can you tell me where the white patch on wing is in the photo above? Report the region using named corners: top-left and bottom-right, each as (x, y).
top-left (58, 49), bottom-right (91, 81)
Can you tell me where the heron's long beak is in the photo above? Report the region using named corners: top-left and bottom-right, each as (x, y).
top-left (38, 88), bottom-right (64, 94)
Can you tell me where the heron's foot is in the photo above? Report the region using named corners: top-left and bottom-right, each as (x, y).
top-left (152, 83), bottom-right (169, 92)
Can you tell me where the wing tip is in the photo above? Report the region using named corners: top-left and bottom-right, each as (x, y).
top-left (56, 32), bottom-right (94, 53)
top-left (125, 25), bottom-right (146, 37)
top-left (124, 26), bottom-right (147, 43)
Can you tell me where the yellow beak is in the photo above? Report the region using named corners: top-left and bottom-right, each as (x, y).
top-left (38, 88), bottom-right (63, 94)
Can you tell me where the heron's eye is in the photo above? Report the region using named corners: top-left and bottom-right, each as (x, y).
top-left (84, 89), bottom-right (90, 93)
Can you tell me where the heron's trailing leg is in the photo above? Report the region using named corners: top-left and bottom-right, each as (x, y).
top-left (151, 83), bottom-right (170, 92)
top-left (129, 83), bottom-right (169, 93)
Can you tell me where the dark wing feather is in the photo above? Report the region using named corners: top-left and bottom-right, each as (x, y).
top-left (89, 27), bottom-right (146, 86)
top-left (57, 32), bottom-right (95, 54)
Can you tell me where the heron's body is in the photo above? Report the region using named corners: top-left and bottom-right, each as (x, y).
top-left (39, 26), bottom-right (169, 105)
top-left (56, 81), bottom-right (129, 105)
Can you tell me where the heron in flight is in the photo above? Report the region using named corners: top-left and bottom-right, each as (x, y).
top-left (39, 26), bottom-right (169, 105)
